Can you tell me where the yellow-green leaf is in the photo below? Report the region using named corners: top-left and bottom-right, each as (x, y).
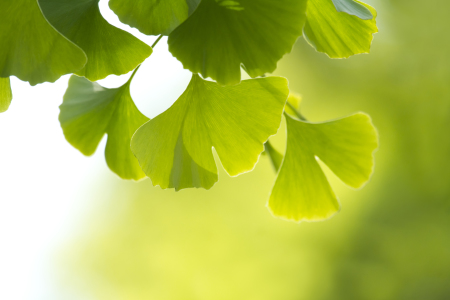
top-left (0, 78), bottom-right (12, 113)
top-left (268, 113), bottom-right (378, 222)
top-left (131, 75), bottom-right (289, 191)
top-left (60, 75), bottom-right (149, 180)
top-left (304, 0), bottom-right (377, 58)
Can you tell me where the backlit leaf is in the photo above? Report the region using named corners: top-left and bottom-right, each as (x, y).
top-left (131, 75), bottom-right (289, 191)
top-left (168, 0), bottom-right (307, 86)
top-left (0, 0), bottom-right (86, 85)
top-left (40, 0), bottom-right (153, 82)
top-left (109, 0), bottom-right (201, 36)
top-left (268, 113), bottom-right (378, 222)
top-left (304, 0), bottom-right (377, 58)
top-left (0, 78), bottom-right (12, 113)
top-left (60, 75), bottom-right (149, 180)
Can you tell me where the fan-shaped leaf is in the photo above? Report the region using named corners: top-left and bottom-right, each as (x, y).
top-left (60, 75), bottom-right (149, 180)
top-left (168, 0), bottom-right (307, 86)
top-left (268, 113), bottom-right (378, 222)
top-left (109, 0), bottom-right (201, 36)
top-left (40, 0), bottom-right (153, 82)
top-left (0, 0), bottom-right (86, 85)
top-left (304, 0), bottom-right (377, 58)
top-left (131, 75), bottom-right (289, 191)
top-left (0, 78), bottom-right (12, 113)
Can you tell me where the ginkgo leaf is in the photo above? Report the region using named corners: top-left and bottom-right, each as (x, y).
top-left (60, 75), bottom-right (149, 181)
top-left (0, 78), bottom-right (12, 113)
top-left (131, 75), bottom-right (289, 191)
top-left (168, 0), bottom-right (307, 86)
top-left (0, 0), bottom-right (86, 86)
top-left (304, 0), bottom-right (377, 58)
top-left (40, 0), bottom-right (153, 82)
top-left (268, 113), bottom-right (378, 222)
top-left (331, 0), bottom-right (373, 19)
top-left (109, 0), bottom-right (201, 36)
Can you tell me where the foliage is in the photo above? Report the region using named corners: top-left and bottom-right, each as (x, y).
top-left (0, 0), bottom-right (379, 222)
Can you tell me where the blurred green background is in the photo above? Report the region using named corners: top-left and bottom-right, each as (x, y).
top-left (57, 0), bottom-right (450, 299)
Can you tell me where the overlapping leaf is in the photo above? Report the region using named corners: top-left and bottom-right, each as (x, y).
top-left (40, 0), bottom-right (153, 82)
top-left (131, 75), bottom-right (289, 191)
top-left (109, 0), bottom-right (201, 36)
top-left (0, 78), bottom-right (12, 113)
top-left (0, 0), bottom-right (86, 85)
top-left (304, 0), bottom-right (377, 58)
top-left (60, 75), bottom-right (149, 180)
top-left (331, 0), bottom-right (373, 19)
top-left (168, 0), bottom-right (307, 86)
top-left (268, 111), bottom-right (378, 222)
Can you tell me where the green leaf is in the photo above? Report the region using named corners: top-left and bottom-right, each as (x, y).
top-left (264, 142), bottom-right (283, 172)
top-left (168, 0), bottom-right (307, 86)
top-left (331, 0), bottom-right (373, 20)
top-left (40, 0), bottom-right (153, 82)
top-left (303, 0), bottom-right (377, 58)
top-left (268, 113), bottom-right (378, 222)
top-left (131, 75), bottom-right (289, 191)
top-left (109, 0), bottom-right (201, 36)
top-left (0, 78), bottom-right (12, 113)
top-left (60, 75), bottom-right (149, 181)
top-left (0, 0), bottom-right (86, 85)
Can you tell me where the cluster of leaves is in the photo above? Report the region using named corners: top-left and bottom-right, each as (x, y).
top-left (0, 0), bottom-right (378, 222)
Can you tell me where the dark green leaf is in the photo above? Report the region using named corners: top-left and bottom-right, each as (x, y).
top-left (168, 0), bottom-right (307, 86)
top-left (40, 0), bottom-right (153, 81)
top-left (0, 0), bottom-right (86, 85)
top-left (109, 0), bottom-right (201, 36)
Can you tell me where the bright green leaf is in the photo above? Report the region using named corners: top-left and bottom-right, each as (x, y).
top-left (0, 0), bottom-right (86, 85)
top-left (109, 0), bottom-right (201, 36)
top-left (60, 75), bottom-right (149, 181)
top-left (304, 0), bottom-right (377, 58)
top-left (331, 0), bottom-right (373, 20)
top-left (131, 75), bottom-right (289, 191)
top-left (0, 78), bottom-right (12, 113)
top-left (168, 0), bottom-right (307, 86)
top-left (40, 0), bottom-right (153, 82)
top-left (268, 113), bottom-right (378, 222)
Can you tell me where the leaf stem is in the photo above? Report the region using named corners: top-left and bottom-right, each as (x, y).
top-left (286, 101), bottom-right (307, 121)
top-left (151, 34), bottom-right (164, 49)
top-left (128, 35), bottom-right (164, 83)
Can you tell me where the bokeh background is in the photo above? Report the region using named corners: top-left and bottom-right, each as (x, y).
top-left (1, 0), bottom-right (449, 299)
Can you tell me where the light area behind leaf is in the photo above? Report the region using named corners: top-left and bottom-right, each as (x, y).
top-left (0, 78), bottom-right (12, 113)
top-left (268, 113), bottom-right (378, 222)
top-left (0, 0), bottom-right (86, 85)
top-left (60, 75), bottom-right (149, 181)
top-left (131, 75), bottom-right (289, 191)
top-left (40, 0), bottom-right (153, 82)
top-left (303, 0), bottom-right (377, 58)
